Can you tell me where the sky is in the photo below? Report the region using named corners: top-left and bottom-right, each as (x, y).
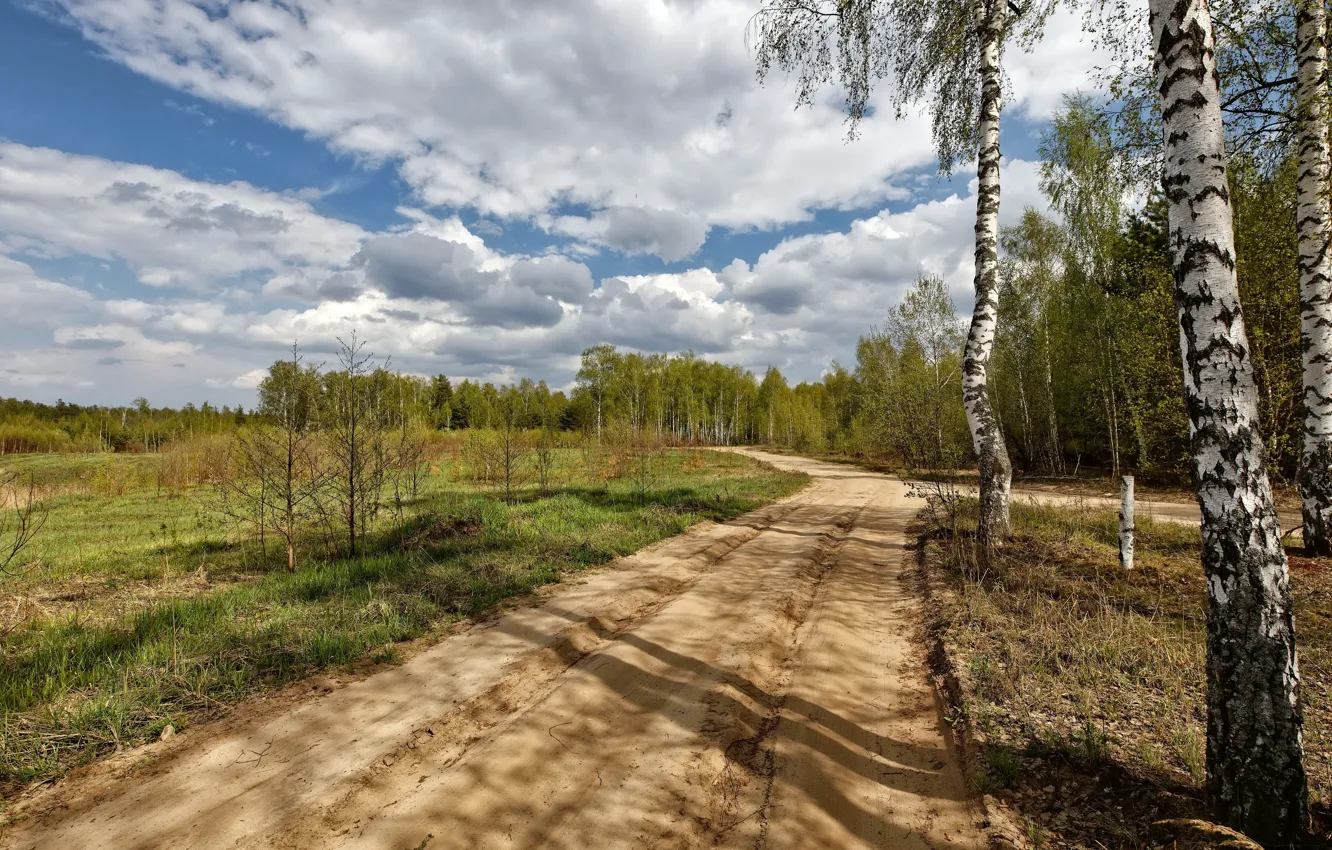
top-left (0, 0), bottom-right (1117, 408)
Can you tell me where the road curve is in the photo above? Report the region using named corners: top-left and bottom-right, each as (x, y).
top-left (2, 451), bottom-right (985, 850)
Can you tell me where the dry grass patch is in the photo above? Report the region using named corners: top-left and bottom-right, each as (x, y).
top-left (916, 494), bottom-right (1332, 848)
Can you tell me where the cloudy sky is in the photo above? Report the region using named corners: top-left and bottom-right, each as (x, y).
top-left (0, 0), bottom-right (1113, 407)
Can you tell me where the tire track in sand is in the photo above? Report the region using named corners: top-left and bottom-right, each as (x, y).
top-left (3, 453), bottom-right (987, 850)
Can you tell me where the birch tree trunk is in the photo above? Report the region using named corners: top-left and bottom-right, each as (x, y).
top-left (1042, 316), bottom-right (1064, 474)
top-left (1118, 474), bottom-right (1134, 570)
top-left (964, 0), bottom-right (1012, 544)
top-left (1296, 0), bottom-right (1332, 556)
top-left (1018, 366), bottom-right (1035, 467)
top-left (1150, 0), bottom-right (1309, 841)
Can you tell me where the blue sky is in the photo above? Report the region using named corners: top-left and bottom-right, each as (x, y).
top-left (0, 0), bottom-right (1109, 406)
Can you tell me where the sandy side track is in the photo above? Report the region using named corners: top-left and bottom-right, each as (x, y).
top-left (1006, 485), bottom-right (1294, 530)
top-left (1009, 489), bottom-right (1204, 525)
top-left (2, 452), bottom-right (985, 850)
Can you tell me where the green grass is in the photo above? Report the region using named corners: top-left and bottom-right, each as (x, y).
top-left (0, 447), bottom-right (805, 797)
top-left (0, 451), bottom-right (161, 490)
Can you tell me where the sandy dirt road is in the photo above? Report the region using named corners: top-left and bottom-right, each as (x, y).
top-left (2, 451), bottom-right (986, 850)
top-left (1007, 488), bottom-right (1202, 525)
top-left (1005, 487), bottom-right (1299, 531)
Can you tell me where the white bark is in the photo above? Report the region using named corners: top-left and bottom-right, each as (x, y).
top-left (1042, 326), bottom-right (1063, 474)
top-left (964, 0), bottom-right (1012, 544)
top-left (1296, 0), bottom-right (1332, 556)
top-left (1149, 0), bottom-right (1308, 841)
top-left (1118, 475), bottom-right (1134, 570)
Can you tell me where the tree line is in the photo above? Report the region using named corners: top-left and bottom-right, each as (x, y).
top-left (0, 349), bottom-right (853, 458)
top-left (0, 396), bottom-right (250, 454)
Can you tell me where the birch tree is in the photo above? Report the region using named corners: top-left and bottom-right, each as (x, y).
top-left (996, 211), bottom-right (1066, 474)
top-left (1098, 0), bottom-right (1298, 181)
top-left (750, 0), bottom-right (1057, 541)
top-left (1149, 0), bottom-right (1308, 840)
top-left (885, 275), bottom-right (968, 468)
top-left (577, 344), bottom-right (619, 441)
top-left (964, 0), bottom-right (1014, 540)
top-left (1037, 99), bottom-right (1134, 478)
top-left (1295, 0), bottom-right (1332, 554)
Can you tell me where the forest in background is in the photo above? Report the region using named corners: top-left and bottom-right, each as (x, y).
top-left (0, 92), bottom-right (1303, 490)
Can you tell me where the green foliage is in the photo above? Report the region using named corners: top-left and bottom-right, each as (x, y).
top-left (572, 347), bottom-right (767, 446)
top-left (1233, 156), bottom-right (1302, 478)
top-left (428, 374), bottom-right (454, 429)
top-left (853, 275), bottom-right (971, 469)
top-left (989, 96), bottom-right (1305, 483)
top-left (0, 396), bottom-right (247, 455)
top-left (749, 0), bottom-right (1059, 172)
top-left (980, 745), bottom-right (1022, 790)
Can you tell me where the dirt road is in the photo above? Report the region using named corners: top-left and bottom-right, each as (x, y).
top-left (2, 451), bottom-right (986, 850)
top-left (1008, 488), bottom-right (1203, 525)
top-left (1006, 487), bottom-right (1299, 531)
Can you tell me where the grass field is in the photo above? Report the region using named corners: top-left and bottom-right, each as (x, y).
top-left (917, 495), bottom-right (1332, 848)
top-left (0, 446), bottom-right (806, 799)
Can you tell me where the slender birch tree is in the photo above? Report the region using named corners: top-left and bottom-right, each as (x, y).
top-left (966, 0), bottom-right (1013, 540)
top-left (1295, 0), bottom-right (1332, 555)
top-left (749, 0), bottom-right (1056, 542)
top-left (577, 344), bottom-right (619, 441)
top-left (1149, 0), bottom-right (1309, 840)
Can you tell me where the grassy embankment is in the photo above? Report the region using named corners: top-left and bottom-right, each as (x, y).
top-left (0, 445), bottom-right (805, 798)
top-left (917, 493), bottom-right (1332, 848)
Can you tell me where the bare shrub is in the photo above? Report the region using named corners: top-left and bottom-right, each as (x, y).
top-left (463, 430), bottom-right (497, 484)
top-left (623, 432), bottom-right (666, 505)
top-left (476, 427), bottom-right (530, 504)
top-left (0, 471), bottom-right (47, 575)
top-left (221, 425), bottom-right (327, 570)
top-left (90, 456), bottom-right (139, 497)
top-left (319, 333), bottom-right (395, 556)
top-left (533, 427), bottom-right (560, 496)
top-left (220, 342), bottom-right (326, 570)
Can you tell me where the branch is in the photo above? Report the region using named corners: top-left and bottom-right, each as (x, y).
top-left (758, 1), bottom-right (840, 18)
top-left (1223, 106), bottom-right (1291, 120)
top-left (0, 474), bottom-right (48, 575)
top-left (1220, 75), bottom-right (1296, 112)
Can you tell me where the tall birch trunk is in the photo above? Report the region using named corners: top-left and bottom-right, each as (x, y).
top-left (1018, 364), bottom-right (1035, 467)
top-left (1149, 0), bottom-right (1309, 841)
top-left (1041, 314), bottom-right (1064, 474)
top-left (1118, 474), bottom-right (1134, 570)
top-left (1296, 0), bottom-right (1332, 556)
top-left (964, 0), bottom-right (1012, 544)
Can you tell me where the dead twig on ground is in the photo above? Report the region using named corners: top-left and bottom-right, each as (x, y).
top-left (547, 721), bottom-right (573, 752)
